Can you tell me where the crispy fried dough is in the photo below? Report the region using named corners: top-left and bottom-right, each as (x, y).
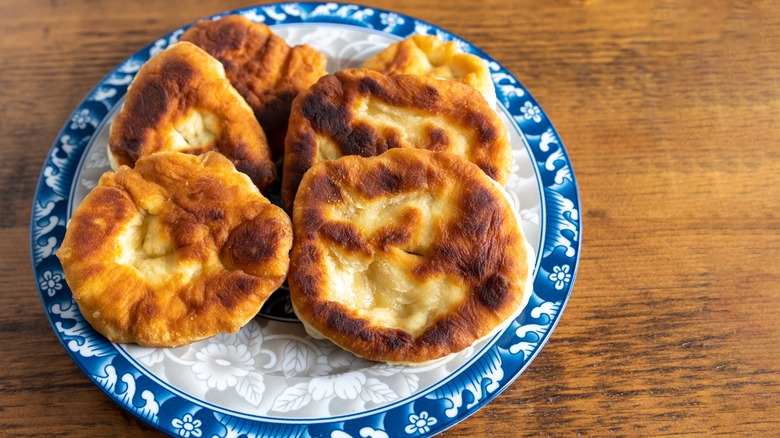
top-left (180, 15), bottom-right (327, 159)
top-left (108, 42), bottom-right (276, 193)
top-left (282, 68), bottom-right (511, 211)
top-left (288, 149), bottom-right (531, 364)
top-left (56, 152), bottom-right (292, 348)
top-left (363, 34), bottom-right (497, 108)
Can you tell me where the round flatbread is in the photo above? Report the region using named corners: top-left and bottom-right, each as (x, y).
top-left (288, 148), bottom-right (532, 364)
top-left (363, 34), bottom-right (497, 108)
top-left (57, 151), bottom-right (292, 347)
top-left (108, 41), bottom-right (276, 193)
top-left (180, 14), bottom-right (327, 160)
top-left (282, 68), bottom-right (511, 211)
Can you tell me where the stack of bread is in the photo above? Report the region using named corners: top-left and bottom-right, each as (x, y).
top-left (57, 15), bottom-right (532, 365)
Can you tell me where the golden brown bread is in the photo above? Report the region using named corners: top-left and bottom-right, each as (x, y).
top-left (180, 15), bottom-right (328, 159)
top-left (282, 68), bottom-right (512, 211)
top-left (108, 41), bottom-right (276, 193)
top-left (288, 148), bottom-right (531, 364)
top-left (363, 34), bottom-right (497, 108)
top-left (56, 151), bottom-right (292, 348)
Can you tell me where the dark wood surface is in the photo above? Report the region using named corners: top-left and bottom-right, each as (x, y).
top-left (2, 0), bottom-right (779, 436)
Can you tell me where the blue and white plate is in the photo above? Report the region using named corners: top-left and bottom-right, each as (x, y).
top-left (31, 3), bottom-right (580, 437)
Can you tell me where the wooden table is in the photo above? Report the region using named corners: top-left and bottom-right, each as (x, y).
top-left (2, 0), bottom-right (779, 436)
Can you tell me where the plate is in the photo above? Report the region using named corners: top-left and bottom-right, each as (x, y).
top-left (30, 3), bottom-right (581, 437)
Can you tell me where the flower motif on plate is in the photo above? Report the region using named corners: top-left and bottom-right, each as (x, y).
top-left (171, 413), bottom-right (202, 438)
top-left (404, 411), bottom-right (438, 435)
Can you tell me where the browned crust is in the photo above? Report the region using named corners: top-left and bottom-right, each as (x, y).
top-left (361, 34), bottom-right (496, 107)
top-left (288, 149), bottom-right (529, 363)
top-left (281, 68), bottom-right (511, 212)
top-left (362, 34), bottom-right (466, 77)
top-left (56, 152), bottom-right (292, 347)
top-left (180, 14), bottom-right (327, 159)
top-left (108, 41), bottom-right (276, 193)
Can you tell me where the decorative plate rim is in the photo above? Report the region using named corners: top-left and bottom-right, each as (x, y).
top-left (30, 2), bottom-right (581, 437)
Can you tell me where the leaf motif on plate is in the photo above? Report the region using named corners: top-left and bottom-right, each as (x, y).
top-left (83, 146), bottom-right (110, 169)
top-left (404, 373), bottom-right (420, 393)
top-left (236, 371), bottom-right (265, 408)
top-left (271, 382), bottom-right (312, 412)
top-left (136, 348), bottom-right (165, 367)
top-left (360, 378), bottom-right (399, 404)
top-left (281, 340), bottom-right (311, 377)
top-left (237, 321), bottom-right (264, 353)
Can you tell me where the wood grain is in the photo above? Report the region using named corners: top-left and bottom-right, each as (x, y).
top-left (2, 0), bottom-right (780, 436)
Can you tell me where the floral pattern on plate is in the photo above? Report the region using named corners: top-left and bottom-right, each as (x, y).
top-left (32, 3), bottom-right (580, 437)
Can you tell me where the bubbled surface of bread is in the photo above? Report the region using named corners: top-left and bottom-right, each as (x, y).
top-left (282, 68), bottom-right (512, 211)
top-left (180, 15), bottom-right (327, 159)
top-left (108, 42), bottom-right (276, 193)
top-left (56, 152), bottom-right (292, 348)
top-left (289, 149), bottom-right (531, 364)
top-left (363, 34), bottom-right (497, 108)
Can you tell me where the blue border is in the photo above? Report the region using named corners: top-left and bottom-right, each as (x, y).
top-left (30, 3), bottom-right (581, 437)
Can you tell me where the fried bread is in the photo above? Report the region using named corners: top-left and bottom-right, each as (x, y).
top-left (56, 151), bottom-right (292, 347)
top-left (282, 68), bottom-right (511, 211)
top-left (108, 41), bottom-right (276, 193)
top-left (288, 149), bottom-right (531, 364)
top-left (180, 15), bottom-right (328, 160)
top-left (363, 34), bottom-right (497, 108)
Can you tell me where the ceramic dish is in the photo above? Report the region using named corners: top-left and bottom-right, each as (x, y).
top-left (31, 3), bottom-right (581, 436)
